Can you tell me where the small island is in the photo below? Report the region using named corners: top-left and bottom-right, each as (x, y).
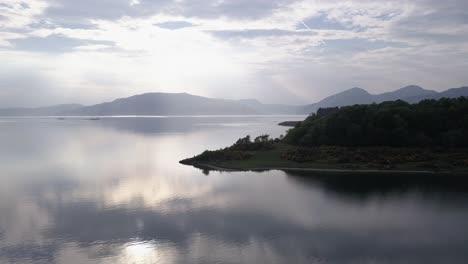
top-left (278, 121), bottom-right (301, 127)
top-left (181, 98), bottom-right (468, 173)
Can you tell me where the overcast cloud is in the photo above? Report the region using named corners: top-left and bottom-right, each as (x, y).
top-left (0, 0), bottom-right (467, 107)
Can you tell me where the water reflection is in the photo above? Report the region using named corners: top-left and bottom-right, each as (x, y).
top-left (287, 171), bottom-right (468, 201)
top-left (1, 116), bottom-right (468, 264)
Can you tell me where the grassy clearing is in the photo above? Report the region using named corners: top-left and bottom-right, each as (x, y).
top-left (181, 143), bottom-right (468, 172)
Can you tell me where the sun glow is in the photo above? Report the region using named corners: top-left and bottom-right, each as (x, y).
top-left (121, 241), bottom-right (162, 264)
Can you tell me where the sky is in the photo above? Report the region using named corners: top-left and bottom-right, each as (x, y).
top-left (0, 0), bottom-right (468, 107)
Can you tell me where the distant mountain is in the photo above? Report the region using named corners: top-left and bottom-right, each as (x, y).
top-left (1, 86), bottom-right (467, 116)
top-left (375, 85), bottom-right (437, 102)
top-left (303, 85), bottom-right (467, 113)
top-left (302, 88), bottom-right (374, 113)
top-left (61, 93), bottom-right (302, 116)
top-left (0, 104), bottom-right (83, 116)
top-left (231, 98), bottom-right (302, 115)
top-left (403, 86), bottom-right (468, 103)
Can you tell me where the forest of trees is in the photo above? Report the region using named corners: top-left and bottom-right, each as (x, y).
top-left (284, 97), bottom-right (468, 147)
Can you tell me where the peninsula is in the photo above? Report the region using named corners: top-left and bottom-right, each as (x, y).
top-left (180, 98), bottom-right (468, 173)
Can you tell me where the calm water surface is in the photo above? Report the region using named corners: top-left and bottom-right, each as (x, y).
top-left (1, 116), bottom-right (468, 264)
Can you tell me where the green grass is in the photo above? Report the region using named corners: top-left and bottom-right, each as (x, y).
top-left (182, 143), bottom-right (468, 173)
top-left (216, 144), bottom-right (332, 169)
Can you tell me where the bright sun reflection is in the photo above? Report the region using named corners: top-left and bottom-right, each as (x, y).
top-left (122, 241), bottom-right (161, 264)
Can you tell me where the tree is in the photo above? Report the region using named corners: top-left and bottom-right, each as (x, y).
top-left (284, 97), bottom-right (468, 147)
top-left (254, 134), bottom-right (270, 143)
top-left (235, 135), bottom-right (251, 145)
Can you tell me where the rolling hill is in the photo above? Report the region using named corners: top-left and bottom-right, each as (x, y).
top-left (60, 93), bottom-right (302, 116)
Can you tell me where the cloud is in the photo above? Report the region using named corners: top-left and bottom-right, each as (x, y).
top-left (44, 0), bottom-right (169, 22)
top-left (0, 0), bottom-right (468, 106)
top-left (154, 20), bottom-right (194, 30)
top-left (208, 29), bottom-right (316, 39)
top-left (298, 14), bottom-right (349, 30)
top-left (168, 0), bottom-right (300, 20)
top-left (9, 34), bottom-right (115, 53)
top-left (30, 20), bottom-right (99, 30)
top-left (42, 0), bottom-right (298, 24)
top-left (0, 0), bottom-right (47, 29)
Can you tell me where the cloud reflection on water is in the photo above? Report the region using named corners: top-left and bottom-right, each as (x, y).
top-left (1, 117), bottom-right (468, 264)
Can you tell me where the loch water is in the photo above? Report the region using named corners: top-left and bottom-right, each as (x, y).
top-left (1, 116), bottom-right (467, 264)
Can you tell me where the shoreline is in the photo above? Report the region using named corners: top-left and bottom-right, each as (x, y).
top-left (180, 141), bottom-right (468, 175)
top-left (184, 162), bottom-right (468, 175)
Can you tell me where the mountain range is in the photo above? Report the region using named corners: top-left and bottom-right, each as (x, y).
top-left (302, 85), bottom-right (468, 113)
top-left (0, 85), bottom-right (467, 116)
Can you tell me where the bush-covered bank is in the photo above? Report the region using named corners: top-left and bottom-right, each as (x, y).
top-left (180, 135), bottom-right (278, 165)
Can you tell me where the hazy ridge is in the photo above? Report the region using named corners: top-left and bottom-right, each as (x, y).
top-left (1, 86), bottom-right (467, 116)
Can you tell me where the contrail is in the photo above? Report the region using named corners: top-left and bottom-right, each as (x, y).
top-left (300, 20), bottom-right (327, 46)
top-left (300, 20), bottom-right (312, 30)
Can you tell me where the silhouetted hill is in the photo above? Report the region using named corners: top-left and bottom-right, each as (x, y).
top-left (375, 85), bottom-right (437, 102)
top-left (302, 88), bottom-right (373, 113)
top-left (62, 93), bottom-right (302, 116)
top-left (403, 87), bottom-right (468, 103)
